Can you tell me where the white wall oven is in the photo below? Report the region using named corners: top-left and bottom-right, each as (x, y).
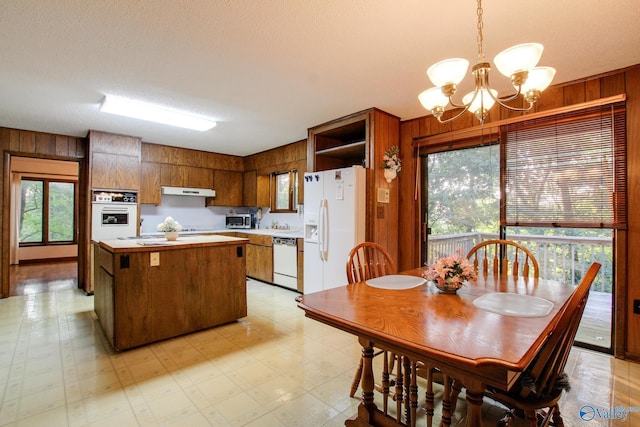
top-left (91, 190), bottom-right (138, 241)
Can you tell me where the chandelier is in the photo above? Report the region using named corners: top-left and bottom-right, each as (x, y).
top-left (418, 0), bottom-right (556, 124)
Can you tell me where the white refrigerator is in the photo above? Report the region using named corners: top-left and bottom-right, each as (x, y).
top-left (303, 165), bottom-right (366, 294)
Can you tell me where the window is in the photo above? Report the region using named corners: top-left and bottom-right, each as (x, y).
top-left (502, 102), bottom-right (626, 229)
top-left (271, 170), bottom-right (298, 212)
top-left (19, 179), bottom-right (77, 245)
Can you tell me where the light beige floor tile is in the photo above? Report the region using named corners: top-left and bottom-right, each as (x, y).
top-left (134, 374), bottom-right (183, 404)
top-left (78, 371), bottom-right (122, 399)
top-left (187, 373), bottom-right (244, 408)
top-left (84, 408), bottom-right (139, 427)
top-left (17, 385), bottom-right (66, 418)
top-left (270, 392), bottom-right (341, 427)
top-left (246, 375), bottom-right (307, 410)
top-left (126, 357), bottom-right (168, 383)
top-left (17, 369), bottom-right (63, 397)
top-left (81, 389), bottom-right (131, 424)
top-left (226, 359), bottom-right (280, 389)
top-left (169, 359), bottom-right (224, 388)
top-left (15, 404), bottom-right (68, 427)
top-left (242, 411), bottom-right (289, 427)
top-left (144, 388), bottom-right (199, 424)
top-left (161, 410), bottom-right (212, 427)
top-left (0, 397), bottom-right (18, 425)
top-left (211, 391), bottom-right (271, 426)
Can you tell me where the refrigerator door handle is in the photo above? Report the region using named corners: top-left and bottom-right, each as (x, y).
top-left (319, 199), bottom-right (328, 261)
top-left (318, 199), bottom-right (325, 261)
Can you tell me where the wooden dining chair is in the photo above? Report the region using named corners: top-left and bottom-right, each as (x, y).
top-left (467, 239), bottom-right (540, 278)
top-left (484, 262), bottom-right (601, 427)
top-left (346, 242), bottom-right (396, 403)
top-left (346, 241), bottom-right (396, 284)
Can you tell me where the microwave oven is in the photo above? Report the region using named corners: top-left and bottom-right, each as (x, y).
top-left (226, 213), bottom-right (254, 229)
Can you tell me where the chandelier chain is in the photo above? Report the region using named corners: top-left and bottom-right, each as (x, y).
top-left (476, 0), bottom-right (484, 62)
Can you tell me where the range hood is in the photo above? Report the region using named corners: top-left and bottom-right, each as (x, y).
top-left (161, 186), bottom-right (216, 197)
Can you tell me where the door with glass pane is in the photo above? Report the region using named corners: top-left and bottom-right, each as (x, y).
top-left (422, 144), bottom-right (500, 267)
top-left (422, 144), bottom-right (613, 353)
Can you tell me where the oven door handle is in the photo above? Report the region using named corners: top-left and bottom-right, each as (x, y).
top-left (100, 207), bottom-right (130, 213)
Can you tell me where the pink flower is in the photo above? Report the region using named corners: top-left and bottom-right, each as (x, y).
top-left (422, 248), bottom-right (477, 288)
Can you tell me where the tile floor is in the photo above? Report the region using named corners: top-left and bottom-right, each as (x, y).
top-left (0, 279), bottom-right (637, 426)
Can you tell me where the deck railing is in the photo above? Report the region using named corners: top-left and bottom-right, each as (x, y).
top-left (427, 232), bottom-right (612, 292)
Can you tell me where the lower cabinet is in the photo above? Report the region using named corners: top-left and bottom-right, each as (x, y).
top-left (245, 234), bottom-right (273, 283)
top-left (234, 232), bottom-right (274, 282)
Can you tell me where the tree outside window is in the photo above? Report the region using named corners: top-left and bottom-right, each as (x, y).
top-left (20, 179), bottom-right (76, 245)
top-left (272, 171), bottom-right (298, 212)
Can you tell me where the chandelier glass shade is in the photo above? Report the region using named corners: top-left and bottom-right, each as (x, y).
top-left (419, 0), bottom-right (556, 124)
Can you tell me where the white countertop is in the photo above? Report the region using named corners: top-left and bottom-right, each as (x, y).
top-left (141, 228), bottom-right (304, 239)
top-left (100, 234), bottom-right (248, 251)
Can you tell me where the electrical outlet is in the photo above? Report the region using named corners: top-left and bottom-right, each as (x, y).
top-left (377, 188), bottom-right (390, 203)
top-left (150, 252), bottom-right (160, 267)
top-left (377, 206), bottom-right (385, 219)
top-left (634, 299), bottom-right (640, 314)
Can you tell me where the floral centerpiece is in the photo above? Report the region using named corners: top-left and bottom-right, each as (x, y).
top-left (382, 145), bottom-right (401, 183)
top-left (423, 249), bottom-right (477, 293)
top-left (157, 216), bottom-right (182, 240)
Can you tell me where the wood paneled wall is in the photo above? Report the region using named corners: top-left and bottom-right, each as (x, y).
top-left (369, 109), bottom-right (400, 263)
top-left (0, 127), bottom-right (86, 298)
top-left (398, 65), bottom-right (640, 360)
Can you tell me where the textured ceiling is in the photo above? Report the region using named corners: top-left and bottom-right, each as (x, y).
top-left (1, 0), bottom-right (639, 156)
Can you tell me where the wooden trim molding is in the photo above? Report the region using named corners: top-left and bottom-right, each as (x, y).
top-left (412, 94), bottom-right (627, 148)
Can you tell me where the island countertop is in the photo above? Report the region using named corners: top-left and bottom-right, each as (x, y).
top-left (99, 234), bottom-right (248, 252)
top-left (94, 234), bottom-right (248, 351)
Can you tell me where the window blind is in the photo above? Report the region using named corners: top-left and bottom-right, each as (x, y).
top-left (501, 102), bottom-right (626, 228)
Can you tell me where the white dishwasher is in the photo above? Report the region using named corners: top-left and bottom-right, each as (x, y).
top-left (272, 237), bottom-right (298, 290)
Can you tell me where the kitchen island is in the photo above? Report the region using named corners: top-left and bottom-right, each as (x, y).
top-left (94, 235), bottom-right (249, 351)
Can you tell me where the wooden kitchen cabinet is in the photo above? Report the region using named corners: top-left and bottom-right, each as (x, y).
top-left (243, 170), bottom-right (257, 206)
top-left (160, 164), bottom-right (213, 189)
top-left (89, 130), bottom-right (141, 190)
top-left (185, 166), bottom-right (214, 188)
top-left (206, 169), bottom-right (243, 206)
top-left (91, 152), bottom-right (141, 190)
top-left (140, 161), bottom-right (161, 204)
top-left (245, 234), bottom-right (273, 283)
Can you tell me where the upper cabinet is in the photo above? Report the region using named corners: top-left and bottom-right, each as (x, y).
top-left (308, 112), bottom-right (368, 172)
top-left (160, 164), bottom-right (213, 189)
top-left (243, 170), bottom-right (271, 207)
top-left (140, 142), bottom-right (244, 206)
top-left (89, 130), bottom-right (141, 190)
top-left (206, 169), bottom-right (243, 207)
top-left (140, 161), bottom-right (161, 204)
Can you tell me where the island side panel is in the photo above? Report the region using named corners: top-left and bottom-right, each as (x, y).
top-left (106, 242), bottom-right (247, 350)
top-left (94, 246), bottom-right (115, 347)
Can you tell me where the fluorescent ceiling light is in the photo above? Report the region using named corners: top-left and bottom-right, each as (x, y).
top-left (99, 95), bottom-right (216, 131)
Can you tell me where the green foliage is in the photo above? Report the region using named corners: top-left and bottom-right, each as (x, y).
top-left (19, 179), bottom-right (75, 244)
top-left (19, 180), bottom-right (43, 243)
top-left (427, 145), bottom-right (500, 235)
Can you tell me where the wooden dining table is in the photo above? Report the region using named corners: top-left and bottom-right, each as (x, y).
top-left (297, 267), bottom-right (577, 427)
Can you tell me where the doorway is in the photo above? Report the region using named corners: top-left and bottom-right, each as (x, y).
top-left (7, 156), bottom-right (80, 296)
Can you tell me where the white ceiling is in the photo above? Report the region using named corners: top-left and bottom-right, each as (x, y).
top-left (2, 0), bottom-right (639, 157)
